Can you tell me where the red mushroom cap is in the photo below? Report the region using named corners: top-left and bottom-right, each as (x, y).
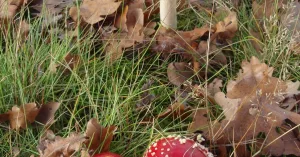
top-left (93, 152), bottom-right (122, 157)
top-left (144, 135), bottom-right (213, 157)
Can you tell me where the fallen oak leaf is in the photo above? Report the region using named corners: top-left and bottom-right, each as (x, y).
top-left (85, 118), bottom-right (117, 154)
top-left (103, 7), bottom-right (145, 63)
top-left (188, 108), bottom-right (210, 132)
top-left (214, 56), bottom-right (300, 156)
top-left (38, 130), bottom-right (86, 157)
top-left (0, 102), bottom-right (60, 130)
top-left (79, 0), bottom-right (121, 24)
top-left (8, 103), bottom-right (39, 130)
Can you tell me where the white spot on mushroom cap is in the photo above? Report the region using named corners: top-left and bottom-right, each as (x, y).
top-left (179, 138), bottom-right (187, 144)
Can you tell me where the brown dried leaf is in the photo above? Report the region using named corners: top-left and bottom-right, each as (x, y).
top-left (153, 26), bottom-right (210, 59)
top-left (85, 118), bottom-right (117, 153)
top-left (38, 131), bottom-right (86, 157)
top-left (136, 79), bottom-right (155, 110)
top-left (0, 113), bottom-right (9, 123)
top-left (30, 0), bottom-right (74, 15)
top-left (115, 5), bottom-right (129, 32)
top-left (207, 78), bottom-right (223, 96)
top-left (249, 29), bottom-right (263, 53)
top-left (16, 20), bottom-right (30, 39)
top-left (8, 103), bottom-right (39, 130)
top-left (80, 0), bottom-right (121, 24)
top-left (281, 1), bottom-right (300, 54)
top-left (63, 53), bottom-right (81, 73)
top-left (9, 106), bottom-right (26, 130)
top-left (188, 108), bottom-right (209, 132)
top-left (167, 62), bottom-right (194, 86)
top-left (104, 7), bottom-right (145, 63)
top-left (12, 146), bottom-right (20, 157)
top-left (214, 56), bottom-right (300, 156)
top-left (215, 11), bottom-right (238, 41)
top-left (0, 0), bottom-right (18, 20)
top-left (252, 0), bottom-right (287, 21)
top-left (35, 102), bottom-right (61, 126)
top-left (157, 102), bottom-right (192, 119)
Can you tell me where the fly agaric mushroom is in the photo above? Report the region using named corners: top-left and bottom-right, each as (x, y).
top-left (160, 0), bottom-right (177, 29)
top-left (144, 135), bottom-right (213, 157)
top-left (93, 152), bottom-right (122, 157)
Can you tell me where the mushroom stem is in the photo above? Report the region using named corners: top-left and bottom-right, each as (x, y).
top-left (160, 0), bottom-right (177, 29)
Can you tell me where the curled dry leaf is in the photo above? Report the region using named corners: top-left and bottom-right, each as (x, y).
top-left (214, 56), bottom-right (300, 156)
top-left (167, 62), bottom-right (194, 87)
top-left (70, 0), bottom-right (121, 24)
top-left (85, 118), bottom-right (117, 153)
top-left (0, 102), bottom-right (60, 130)
top-left (38, 130), bottom-right (86, 157)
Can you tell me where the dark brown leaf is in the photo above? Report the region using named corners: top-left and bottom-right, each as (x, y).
top-left (167, 62), bottom-right (194, 86)
top-left (35, 102), bottom-right (61, 126)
